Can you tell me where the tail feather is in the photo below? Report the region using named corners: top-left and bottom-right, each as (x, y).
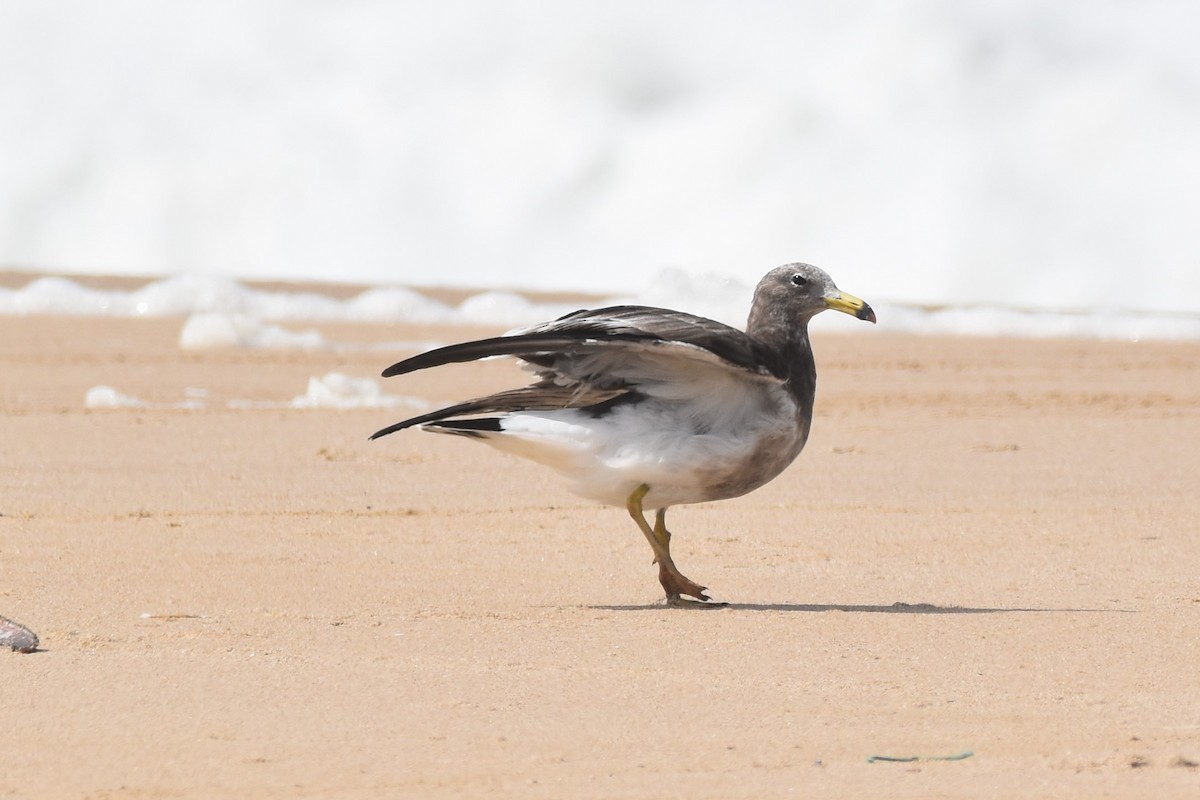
top-left (421, 418), bottom-right (503, 439)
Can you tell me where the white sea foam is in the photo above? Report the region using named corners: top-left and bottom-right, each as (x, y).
top-left (84, 385), bottom-right (206, 410)
top-left (8, 273), bottom-right (1198, 342)
top-left (85, 386), bottom-right (147, 409)
top-left (874, 304), bottom-right (1200, 342)
top-left (290, 373), bottom-right (427, 410)
top-left (179, 313), bottom-right (328, 350)
top-left (2, 2), bottom-right (1198, 321)
top-left (0, 276), bottom-right (577, 329)
top-left (86, 374), bottom-right (425, 411)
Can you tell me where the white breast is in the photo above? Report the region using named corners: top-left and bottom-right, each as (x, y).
top-left (461, 380), bottom-right (805, 510)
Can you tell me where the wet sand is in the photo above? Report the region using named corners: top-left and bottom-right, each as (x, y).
top-left (3, 312), bottom-right (1199, 798)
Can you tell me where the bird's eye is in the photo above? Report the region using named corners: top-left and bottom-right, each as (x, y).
top-left (790, 273), bottom-right (808, 287)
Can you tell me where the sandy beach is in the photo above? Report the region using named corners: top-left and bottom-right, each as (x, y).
top-left (3, 310), bottom-right (1199, 798)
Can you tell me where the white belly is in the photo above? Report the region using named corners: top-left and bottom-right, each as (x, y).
top-left (439, 387), bottom-right (808, 510)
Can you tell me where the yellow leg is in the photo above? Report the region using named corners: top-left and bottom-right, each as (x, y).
top-left (625, 484), bottom-right (716, 604)
top-left (652, 509), bottom-right (671, 561)
top-left (626, 484), bottom-right (669, 563)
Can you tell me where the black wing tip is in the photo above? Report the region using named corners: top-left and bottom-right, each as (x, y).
top-left (380, 363), bottom-right (407, 378)
top-left (369, 419), bottom-right (418, 440)
top-left (382, 352), bottom-right (443, 377)
top-left (370, 416), bottom-right (503, 442)
top-left (379, 336), bottom-right (526, 378)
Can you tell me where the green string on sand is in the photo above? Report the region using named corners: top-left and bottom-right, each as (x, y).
top-left (867, 750), bottom-right (974, 764)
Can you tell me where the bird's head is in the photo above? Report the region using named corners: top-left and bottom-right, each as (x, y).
top-left (749, 263), bottom-right (877, 329)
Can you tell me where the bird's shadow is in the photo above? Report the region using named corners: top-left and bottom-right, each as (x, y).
top-left (589, 601), bottom-right (1135, 614)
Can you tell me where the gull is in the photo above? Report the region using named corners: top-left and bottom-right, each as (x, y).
top-left (370, 263), bottom-right (875, 605)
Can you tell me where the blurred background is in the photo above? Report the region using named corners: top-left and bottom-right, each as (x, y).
top-left (2, 0), bottom-right (1198, 315)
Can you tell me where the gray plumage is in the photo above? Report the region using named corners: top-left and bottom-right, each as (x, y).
top-left (371, 263), bottom-right (875, 603)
